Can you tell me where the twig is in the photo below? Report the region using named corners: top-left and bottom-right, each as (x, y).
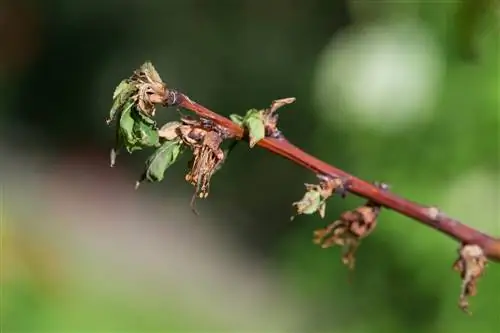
top-left (165, 90), bottom-right (500, 263)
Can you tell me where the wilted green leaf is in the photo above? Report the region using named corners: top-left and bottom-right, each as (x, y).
top-left (229, 114), bottom-right (245, 126)
top-left (108, 80), bottom-right (136, 124)
top-left (243, 110), bottom-right (265, 148)
top-left (291, 189), bottom-right (324, 220)
top-left (136, 140), bottom-right (184, 187)
top-left (119, 101), bottom-right (138, 151)
top-left (110, 101), bottom-right (161, 167)
top-left (133, 117), bottom-right (160, 147)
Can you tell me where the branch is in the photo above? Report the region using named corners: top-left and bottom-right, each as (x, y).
top-left (170, 93), bottom-right (500, 261)
top-left (106, 62), bottom-right (499, 314)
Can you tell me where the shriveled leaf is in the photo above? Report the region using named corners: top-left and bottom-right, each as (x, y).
top-left (133, 118), bottom-right (159, 147)
top-left (119, 102), bottom-right (138, 152)
top-left (268, 97), bottom-right (296, 114)
top-left (158, 121), bottom-right (182, 140)
top-left (229, 114), bottom-right (245, 126)
top-left (113, 79), bottom-right (132, 99)
top-left (116, 102), bottom-right (159, 154)
top-left (291, 189), bottom-right (323, 220)
top-left (243, 110), bottom-right (265, 148)
top-left (108, 81), bottom-right (136, 124)
top-left (136, 140), bottom-right (184, 187)
top-left (453, 244), bottom-right (488, 314)
top-left (140, 61), bottom-right (162, 83)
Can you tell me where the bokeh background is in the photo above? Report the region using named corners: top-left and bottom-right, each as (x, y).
top-left (1, 0), bottom-right (499, 332)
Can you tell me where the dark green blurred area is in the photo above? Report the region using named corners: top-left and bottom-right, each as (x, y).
top-left (1, 0), bottom-right (499, 332)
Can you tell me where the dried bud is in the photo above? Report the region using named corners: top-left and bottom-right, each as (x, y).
top-left (453, 244), bottom-right (488, 314)
top-left (313, 201), bottom-right (381, 270)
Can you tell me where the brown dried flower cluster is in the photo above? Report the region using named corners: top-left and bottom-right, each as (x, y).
top-left (453, 244), bottom-right (488, 314)
top-left (159, 116), bottom-right (227, 211)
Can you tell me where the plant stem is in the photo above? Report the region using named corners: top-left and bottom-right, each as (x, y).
top-left (170, 91), bottom-right (500, 262)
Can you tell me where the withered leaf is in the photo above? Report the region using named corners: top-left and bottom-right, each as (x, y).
top-left (133, 117), bottom-right (159, 147)
top-left (136, 139), bottom-right (184, 188)
top-left (139, 61), bottom-right (163, 84)
top-left (110, 101), bottom-right (161, 167)
top-left (290, 177), bottom-right (348, 221)
top-left (453, 244), bottom-right (488, 314)
top-left (119, 102), bottom-right (141, 153)
top-left (313, 201), bottom-right (381, 270)
top-left (185, 131), bottom-right (225, 200)
top-left (107, 80), bottom-right (136, 125)
top-left (243, 109), bottom-right (265, 148)
top-left (291, 186), bottom-right (324, 220)
top-left (158, 121), bottom-right (182, 141)
top-left (268, 97), bottom-right (295, 114)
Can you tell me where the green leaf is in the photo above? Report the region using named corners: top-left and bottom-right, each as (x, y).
top-left (243, 110), bottom-right (265, 148)
top-left (108, 80), bottom-right (136, 124)
top-left (229, 114), bottom-right (244, 126)
top-left (110, 101), bottom-right (161, 166)
top-left (133, 117), bottom-right (160, 147)
top-left (136, 140), bottom-right (184, 187)
top-left (119, 102), bottom-right (142, 153)
top-left (291, 190), bottom-right (324, 220)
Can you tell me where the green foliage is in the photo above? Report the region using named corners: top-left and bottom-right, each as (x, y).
top-left (136, 139), bottom-right (184, 187)
top-left (230, 109), bottom-right (265, 148)
top-left (108, 79), bottom-right (136, 125)
top-left (291, 187), bottom-right (325, 220)
top-left (107, 81), bottom-right (161, 167)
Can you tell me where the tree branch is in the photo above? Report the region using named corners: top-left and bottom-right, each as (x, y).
top-left (106, 61), bottom-right (497, 313)
top-left (168, 91), bottom-right (500, 263)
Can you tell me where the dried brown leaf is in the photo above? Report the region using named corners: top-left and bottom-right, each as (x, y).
top-left (129, 62), bottom-right (168, 116)
top-left (268, 97), bottom-right (296, 114)
top-left (453, 244), bottom-right (488, 314)
top-left (313, 200), bottom-right (381, 270)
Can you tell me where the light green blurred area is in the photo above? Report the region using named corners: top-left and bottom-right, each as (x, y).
top-left (1, 0), bottom-right (499, 332)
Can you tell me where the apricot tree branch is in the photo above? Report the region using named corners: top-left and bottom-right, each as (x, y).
top-left (106, 62), bottom-right (496, 313)
top-left (167, 91), bottom-right (500, 263)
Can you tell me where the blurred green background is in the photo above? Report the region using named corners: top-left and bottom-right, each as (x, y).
top-left (1, 0), bottom-right (499, 332)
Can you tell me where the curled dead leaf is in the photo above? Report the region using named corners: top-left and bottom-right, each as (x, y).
top-left (268, 97), bottom-right (296, 114)
top-left (130, 62), bottom-right (168, 116)
top-left (313, 201), bottom-right (382, 270)
top-left (262, 97), bottom-right (295, 138)
top-left (453, 244), bottom-right (488, 314)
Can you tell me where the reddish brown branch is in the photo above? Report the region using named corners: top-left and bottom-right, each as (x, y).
top-left (170, 92), bottom-right (500, 262)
